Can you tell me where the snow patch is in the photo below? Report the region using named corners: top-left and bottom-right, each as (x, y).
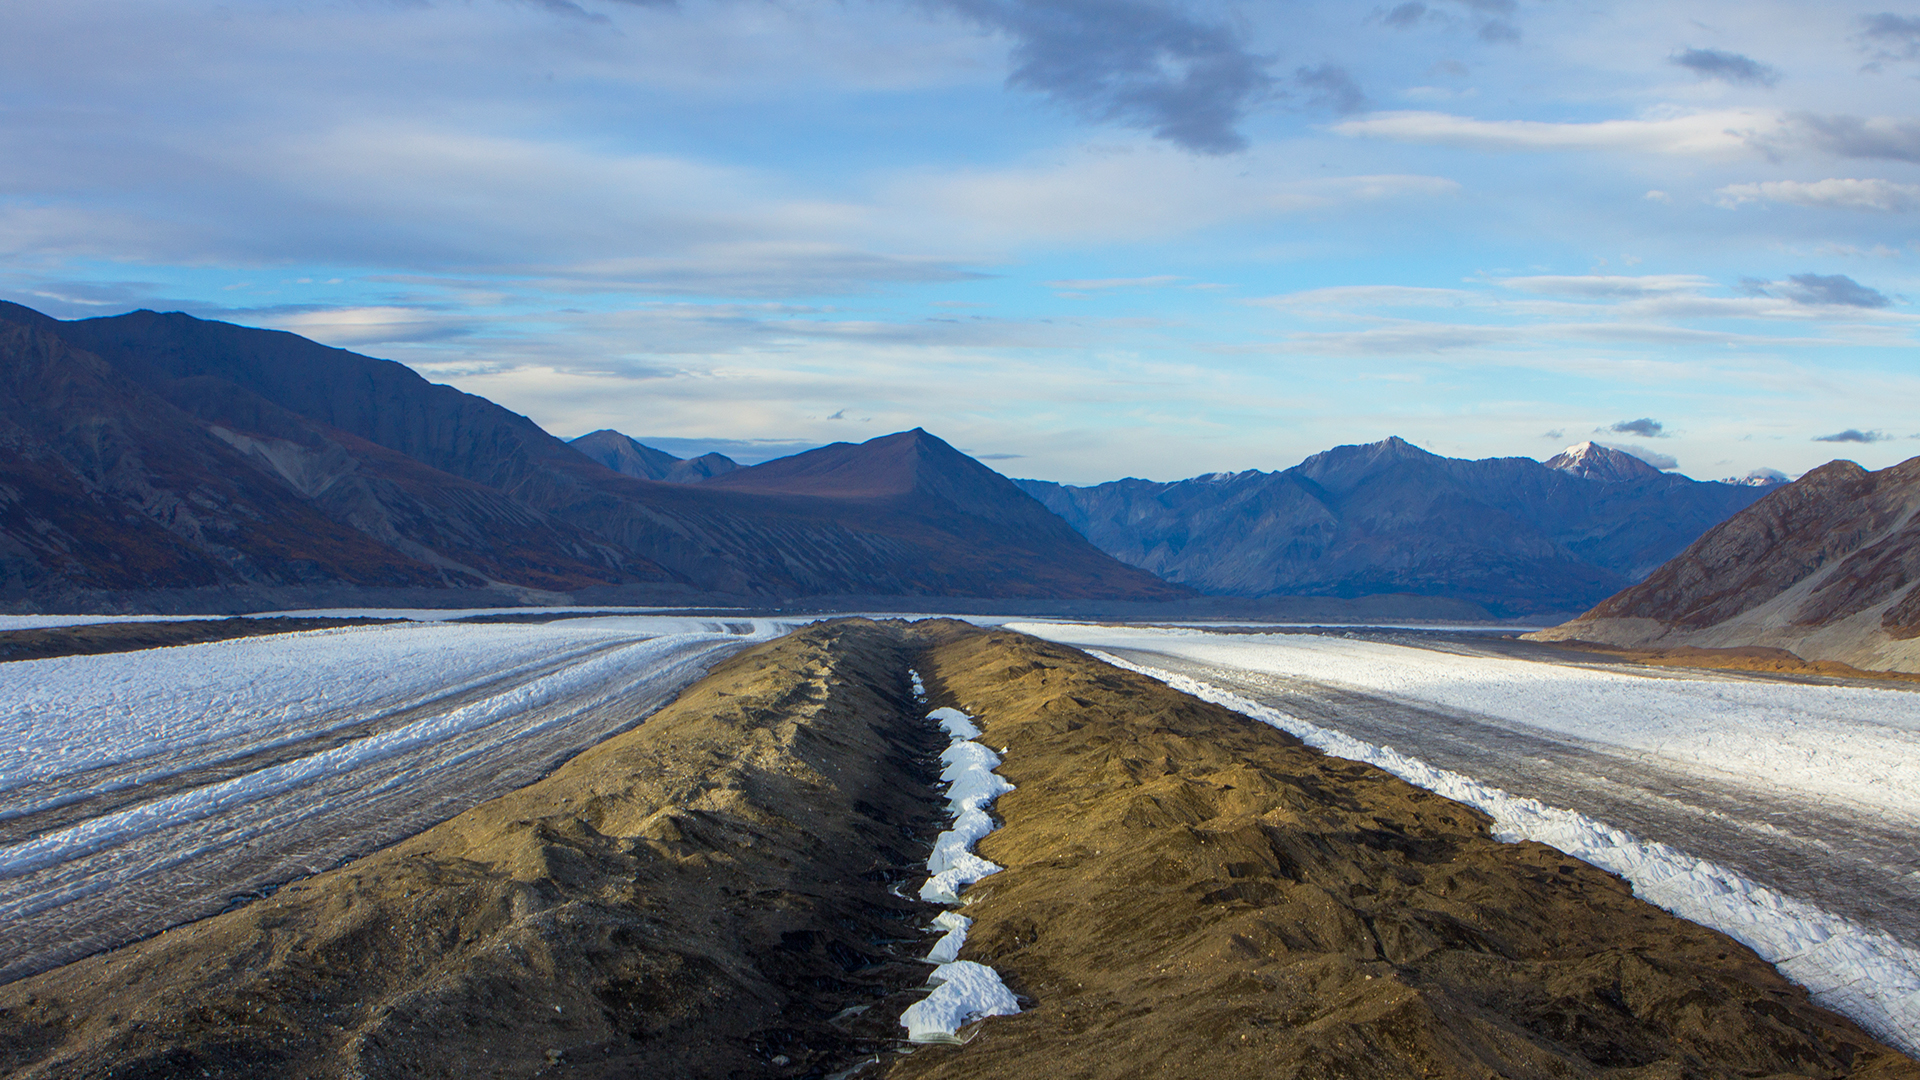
top-left (903, 682), bottom-right (1019, 1044)
top-left (900, 961), bottom-right (1021, 1045)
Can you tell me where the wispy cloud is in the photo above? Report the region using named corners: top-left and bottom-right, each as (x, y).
top-left (1741, 273), bottom-right (1892, 308)
top-left (1598, 441), bottom-right (1677, 469)
top-left (1670, 47), bottom-right (1780, 87)
top-left (1716, 177), bottom-right (1920, 212)
top-left (1813, 428), bottom-right (1891, 443)
top-left (1331, 109), bottom-right (1767, 156)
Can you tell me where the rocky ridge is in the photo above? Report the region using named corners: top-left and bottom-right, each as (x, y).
top-left (1528, 455), bottom-right (1920, 674)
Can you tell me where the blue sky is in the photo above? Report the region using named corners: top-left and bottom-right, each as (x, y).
top-left (4, 0), bottom-right (1917, 481)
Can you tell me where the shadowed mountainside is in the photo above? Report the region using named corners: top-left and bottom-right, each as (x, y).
top-left (1528, 456), bottom-right (1920, 673)
top-left (0, 302), bottom-right (1182, 606)
top-left (1019, 437), bottom-right (1767, 616)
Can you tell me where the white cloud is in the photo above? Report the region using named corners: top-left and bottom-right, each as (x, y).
top-left (1499, 274), bottom-right (1714, 299)
top-left (1715, 178), bottom-right (1920, 212)
top-left (1331, 109), bottom-right (1772, 157)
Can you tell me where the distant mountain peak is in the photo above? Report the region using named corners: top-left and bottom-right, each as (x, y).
top-left (570, 429), bottom-right (737, 484)
top-left (1720, 468), bottom-right (1788, 488)
top-left (1545, 442), bottom-right (1663, 483)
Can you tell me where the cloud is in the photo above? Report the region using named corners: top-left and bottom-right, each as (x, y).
top-left (1778, 113), bottom-right (1920, 163)
top-left (972, 452), bottom-right (1027, 460)
top-left (1332, 109), bottom-right (1766, 156)
top-left (1382, 3), bottom-right (1428, 29)
top-left (1715, 177), bottom-right (1920, 212)
top-left (1670, 47), bottom-right (1780, 87)
top-left (1813, 429), bottom-right (1891, 443)
top-left (1763, 273), bottom-right (1893, 308)
top-left (1608, 417), bottom-right (1666, 438)
top-left (1860, 13), bottom-right (1920, 61)
top-left (937, 0), bottom-right (1274, 154)
top-left (1501, 275), bottom-right (1713, 300)
top-left (1541, 429), bottom-right (1565, 440)
top-left (1597, 441), bottom-right (1678, 469)
top-left (1295, 64), bottom-right (1368, 115)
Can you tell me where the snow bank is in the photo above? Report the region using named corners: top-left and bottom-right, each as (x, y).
top-left (1013, 623), bottom-right (1920, 825)
top-left (0, 615), bottom-right (228, 632)
top-left (1087, 649), bottom-right (1920, 1058)
top-left (902, 672), bottom-right (1020, 1044)
top-left (899, 961), bottom-right (1021, 1045)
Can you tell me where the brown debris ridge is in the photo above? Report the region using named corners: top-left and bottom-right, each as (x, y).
top-left (898, 628), bottom-right (1915, 1080)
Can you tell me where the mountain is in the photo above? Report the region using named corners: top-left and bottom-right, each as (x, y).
top-left (0, 307), bottom-right (644, 605)
top-left (1, 302), bottom-right (1180, 607)
top-left (1527, 457), bottom-right (1920, 673)
top-left (1017, 436), bottom-right (1769, 616)
top-left (1543, 441), bottom-right (1663, 483)
top-left (569, 429), bottom-right (738, 483)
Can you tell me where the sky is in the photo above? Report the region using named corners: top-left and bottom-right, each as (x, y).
top-left (3, 0), bottom-right (1918, 482)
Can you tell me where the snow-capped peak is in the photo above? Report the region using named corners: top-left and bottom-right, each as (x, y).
top-left (1544, 442), bottom-right (1663, 483)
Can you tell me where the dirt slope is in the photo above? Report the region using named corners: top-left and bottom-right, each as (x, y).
top-left (1, 622), bottom-right (1910, 1080)
top-left (899, 629), bottom-right (1914, 1080)
top-left (1527, 457), bottom-right (1920, 673)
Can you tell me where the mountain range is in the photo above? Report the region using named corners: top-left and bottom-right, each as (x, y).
top-left (0, 302), bottom-right (1181, 610)
top-left (1017, 438), bottom-right (1772, 616)
top-left (1529, 455), bottom-right (1920, 673)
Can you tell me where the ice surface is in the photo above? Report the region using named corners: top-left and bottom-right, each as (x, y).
top-left (900, 960), bottom-right (1020, 1044)
top-left (0, 618), bottom-right (789, 870)
top-left (926, 911), bottom-right (971, 963)
top-left (1083, 647), bottom-right (1920, 1058)
top-left (928, 706), bottom-right (979, 740)
top-left (0, 615), bottom-right (229, 632)
top-left (1012, 623), bottom-right (1920, 824)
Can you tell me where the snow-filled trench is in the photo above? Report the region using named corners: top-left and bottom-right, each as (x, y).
top-left (1033, 636), bottom-right (1920, 1058)
top-left (898, 670), bottom-right (1021, 1045)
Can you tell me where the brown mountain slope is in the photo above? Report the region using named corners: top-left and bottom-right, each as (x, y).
top-left (0, 309), bottom-right (646, 603)
top-left (0, 317), bottom-right (457, 596)
top-left (5, 301), bottom-right (1184, 602)
top-left (1527, 456), bottom-right (1920, 673)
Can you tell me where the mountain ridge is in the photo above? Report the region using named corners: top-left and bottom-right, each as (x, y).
top-left (0, 303), bottom-right (1182, 607)
top-left (1018, 437), bottom-right (1770, 616)
top-left (1527, 455), bottom-right (1920, 672)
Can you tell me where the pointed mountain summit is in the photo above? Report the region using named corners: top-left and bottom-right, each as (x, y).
top-left (569, 430), bottom-right (737, 484)
top-left (1545, 442), bottom-right (1664, 483)
top-left (704, 429), bottom-right (1038, 524)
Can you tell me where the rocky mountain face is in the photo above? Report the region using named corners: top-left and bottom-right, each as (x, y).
top-left (1528, 456), bottom-right (1920, 673)
top-left (0, 302), bottom-right (1180, 607)
top-left (1018, 437), bottom-right (1768, 616)
top-left (568, 429), bottom-right (738, 483)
